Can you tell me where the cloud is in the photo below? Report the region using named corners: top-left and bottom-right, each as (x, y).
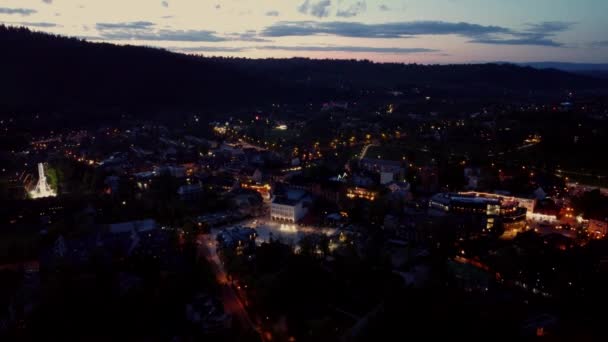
top-left (95, 21), bottom-right (267, 43)
top-left (524, 21), bottom-right (575, 34)
top-left (173, 45), bottom-right (438, 54)
top-left (96, 21), bottom-right (155, 30)
top-left (261, 45), bottom-right (437, 54)
top-left (298, 0), bottom-right (332, 18)
top-left (161, 1), bottom-right (169, 8)
top-left (266, 10), bottom-right (280, 16)
top-left (590, 40), bottom-right (608, 48)
top-left (10, 21), bottom-right (58, 28)
top-left (297, 0), bottom-right (309, 13)
top-left (96, 21), bottom-right (227, 42)
top-left (262, 20), bottom-right (575, 47)
top-left (0, 7), bottom-right (37, 16)
top-left (469, 37), bottom-right (563, 47)
top-left (262, 20), bottom-right (510, 38)
top-left (379, 4), bottom-right (389, 11)
top-left (174, 46), bottom-right (246, 53)
top-left (337, 1), bottom-right (366, 18)
top-left (230, 30), bottom-right (272, 42)
top-left (469, 21), bottom-right (574, 47)
top-left (100, 29), bottom-right (227, 42)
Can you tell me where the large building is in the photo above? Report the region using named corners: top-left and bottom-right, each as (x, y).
top-left (457, 191), bottom-right (536, 216)
top-left (429, 192), bottom-right (527, 237)
top-left (270, 189), bottom-right (310, 223)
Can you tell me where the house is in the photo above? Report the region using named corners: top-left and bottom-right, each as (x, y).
top-left (240, 182), bottom-right (271, 200)
top-left (240, 167), bottom-right (263, 183)
top-left (232, 190), bottom-right (264, 216)
top-left (156, 165), bottom-right (186, 178)
top-left (177, 183), bottom-right (205, 201)
top-left (529, 198), bottom-right (559, 222)
top-left (352, 174), bottom-right (375, 187)
top-left (387, 181), bottom-right (411, 196)
top-left (534, 187), bottom-right (547, 200)
top-left (108, 219), bottom-right (157, 234)
top-left (588, 219), bottom-right (608, 238)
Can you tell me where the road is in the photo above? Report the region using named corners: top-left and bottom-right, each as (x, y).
top-left (197, 219), bottom-right (335, 341)
top-left (358, 143), bottom-right (379, 161)
top-left (236, 138), bottom-right (268, 151)
top-left (197, 234), bottom-right (262, 339)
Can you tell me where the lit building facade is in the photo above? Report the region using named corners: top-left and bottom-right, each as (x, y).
top-left (429, 192), bottom-right (527, 237)
top-left (241, 182), bottom-right (271, 200)
top-left (346, 187), bottom-right (378, 201)
top-left (270, 189), bottom-right (310, 223)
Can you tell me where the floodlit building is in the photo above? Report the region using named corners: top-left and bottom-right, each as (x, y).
top-left (270, 189), bottom-right (310, 223)
top-left (429, 192), bottom-right (527, 236)
top-left (458, 191), bottom-right (536, 217)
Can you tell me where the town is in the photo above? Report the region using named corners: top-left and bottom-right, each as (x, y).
top-left (1, 91), bottom-right (608, 340)
top-left (2, 2), bottom-right (608, 339)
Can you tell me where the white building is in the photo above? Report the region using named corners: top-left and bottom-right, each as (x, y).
top-left (270, 189), bottom-right (310, 223)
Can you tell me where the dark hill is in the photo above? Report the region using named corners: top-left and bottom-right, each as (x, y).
top-left (0, 25), bottom-right (605, 111)
top-left (0, 25), bottom-right (274, 110)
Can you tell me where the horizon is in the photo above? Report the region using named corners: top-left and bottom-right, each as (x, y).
top-left (1, 0), bottom-right (607, 64)
top-left (8, 23), bottom-right (608, 68)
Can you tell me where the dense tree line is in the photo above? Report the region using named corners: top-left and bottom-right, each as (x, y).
top-left (1, 25), bottom-right (604, 113)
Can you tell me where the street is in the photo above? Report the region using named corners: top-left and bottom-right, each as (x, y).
top-left (196, 233), bottom-right (262, 339)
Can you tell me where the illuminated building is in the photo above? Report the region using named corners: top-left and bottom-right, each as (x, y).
top-left (429, 192), bottom-right (527, 236)
top-left (241, 182), bottom-right (271, 200)
top-left (458, 191), bottom-right (536, 217)
top-left (587, 219), bottom-right (608, 239)
top-left (270, 189), bottom-right (310, 223)
top-left (346, 187), bottom-right (378, 201)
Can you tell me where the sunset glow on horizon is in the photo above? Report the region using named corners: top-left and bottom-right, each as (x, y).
top-left (1, 0), bottom-right (607, 63)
